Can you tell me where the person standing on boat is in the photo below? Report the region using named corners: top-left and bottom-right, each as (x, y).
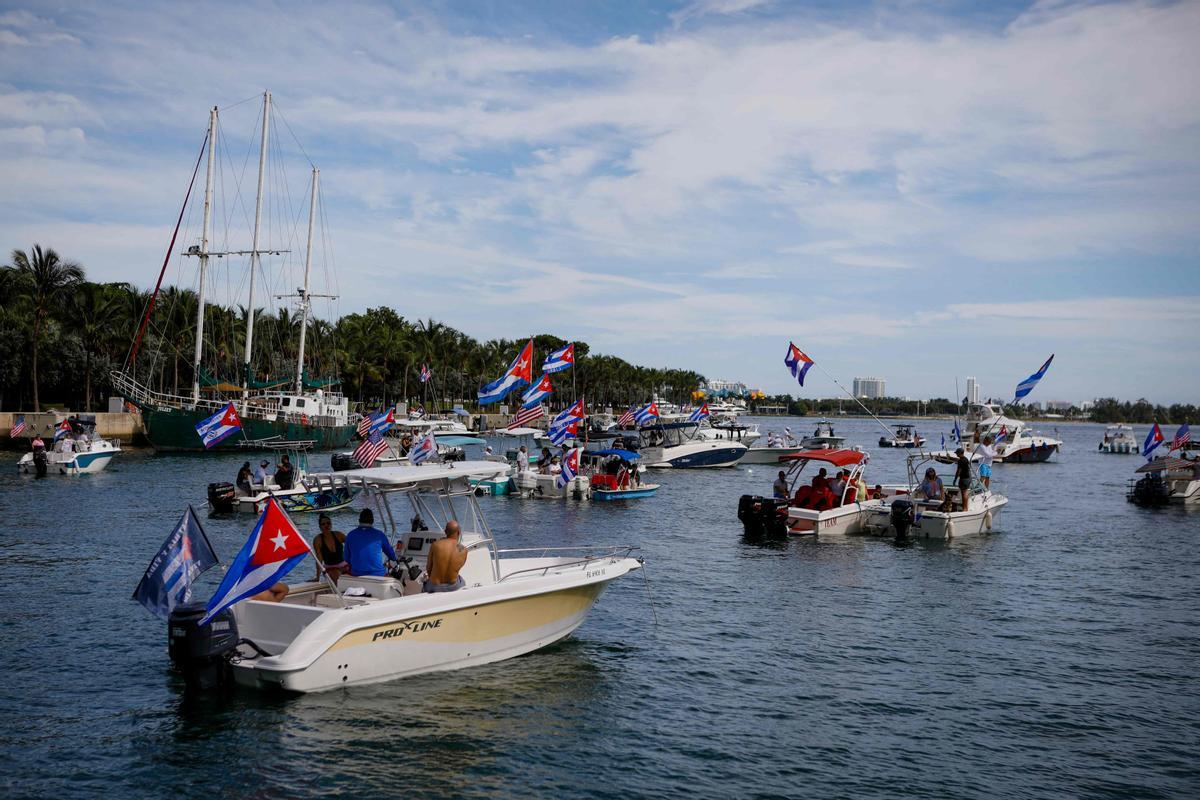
top-left (312, 513), bottom-right (348, 583)
top-left (345, 508), bottom-right (395, 577)
top-left (953, 447), bottom-right (972, 512)
top-left (275, 454), bottom-right (295, 490)
top-left (973, 435), bottom-right (996, 491)
top-left (516, 445), bottom-right (529, 472)
top-left (253, 459), bottom-right (271, 487)
top-left (773, 470), bottom-right (789, 500)
top-left (424, 520), bottom-right (467, 593)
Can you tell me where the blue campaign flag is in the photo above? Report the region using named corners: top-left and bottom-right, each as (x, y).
top-left (952, 419), bottom-right (963, 443)
top-left (941, 432), bottom-right (946, 450)
top-left (132, 506), bottom-right (220, 620)
top-left (1014, 354), bottom-right (1055, 401)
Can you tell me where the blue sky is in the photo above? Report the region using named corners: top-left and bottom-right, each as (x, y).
top-left (1, 0), bottom-right (1198, 404)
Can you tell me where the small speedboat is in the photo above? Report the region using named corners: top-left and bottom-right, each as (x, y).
top-left (878, 424), bottom-right (925, 449)
top-left (1127, 456), bottom-right (1200, 507)
top-left (800, 420), bottom-right (845, 450)
top-left (583, 449), bottom-right (660, 501)
top-left (1099, 424), bottom-right (1138, 454)
top-left (170, 461), bottom-right (644, 693)
top-left (209, 443), bottom-right (360, 514)
top-left (862, 452), bottom-right (1008, 539)
top-left (17, 416), bottom-right (120, 475)
top-left (639, 422), bottom-right (746, 468)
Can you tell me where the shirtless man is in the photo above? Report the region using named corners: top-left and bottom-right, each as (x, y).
top-left (424, 520), bottom-right (468, 593)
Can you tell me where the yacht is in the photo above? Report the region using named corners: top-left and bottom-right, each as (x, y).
top-left (640, 422), bottom-right (746, 468)
top-left (1099, 424), bottom-right (1138, 454)
top-left (964, 403), bottom-right (1061, 463)
top-left (170, 461), bottom-right (644, 693)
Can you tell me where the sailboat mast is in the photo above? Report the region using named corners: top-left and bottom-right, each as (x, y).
top-left (243, 89), bottom-right (270, 400)
top-left (295, 167), bottom-right (318, 395)
top-left (192, 105), bottom-right (217, 405)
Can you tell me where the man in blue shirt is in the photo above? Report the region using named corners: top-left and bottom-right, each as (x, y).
top-left (345, 508), bottom-right (396, 577)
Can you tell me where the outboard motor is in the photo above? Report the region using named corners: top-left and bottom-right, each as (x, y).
top-left (890, 499), bottom-right (916, 540)
top-left (32, 449), bottom-right (48, 478)
top-left (167, 601), bottom-right (239, 690)
top-left (737, 495), bottom-right (789, 539)
top-left (330, 452), bottom-right (358, 471)
top-left (1129, 475), bottom-right (1170, 508)
top-left (207, 482), bottom-right (237, 514)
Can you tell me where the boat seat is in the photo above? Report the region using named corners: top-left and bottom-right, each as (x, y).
top-left (339, 574), bottom-right (405, 599)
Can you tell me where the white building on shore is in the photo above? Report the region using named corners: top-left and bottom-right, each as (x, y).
top-left (853, 376), bottom-right (886, 399)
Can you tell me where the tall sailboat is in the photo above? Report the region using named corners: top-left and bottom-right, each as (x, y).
top-left (113, 92), bottom-right (355, 452)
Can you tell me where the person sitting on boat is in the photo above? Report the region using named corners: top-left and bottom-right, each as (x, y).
top-left (252, 584), bottom-right (289, 602)
top-left (773, 470), bottom-right (789, 500)
top-left (829, 471), bottom-right (847, 503)
top-left (811, 468), bottom-right (829, 490)
top-left (275, 454), bottom-right (295, 490)
top-left (399, 435), bottom-right (413, 456)
top-left (953, 448), bottom-right (973, 512)
top-left (57, 435), bottom-right (74, 454)
top-left (312, 512), bottom-right (348, 583)
top-left (424, 520), bottom-right (468, 593)
top-left (549, 456), bottom-right (562, 475)
top-left (871, 484), bottom-right (886, 500)
top-left (253, 459), bottom-right (271, 487)
top-left (344, 508), bottom-right (396, 578)
top-left (538, 448), bottom-right (552, 474)
top-left (973, 435), bottom-right (995, 490)
top-left (236, 461), bottom-right (253, 495)
top-left (915, 468), bottom-right (944, 505)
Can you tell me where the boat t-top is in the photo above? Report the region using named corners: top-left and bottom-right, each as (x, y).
top-left (173, 461), bottom-right (645, 693)
top-left (878, 423), bottom-right (925, 449)
top-left (801, 419), bottom-right (845, 450)
top-left (1099, 424), bottom-right (1138, 454)
top-left (208, 440), bottom-right (360, 514)
top-left (17, 415), bottom-right (121, 475)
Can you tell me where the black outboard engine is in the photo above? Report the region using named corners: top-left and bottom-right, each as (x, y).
top-left (207, 482), bottom-right (236, 514)
top-left (33, 449), bottom-right (48, 478)
top-left (890, 499), bottom-right (916, 540)
top-left (167, 601), bottom-right (239, 690)
top-left (1128, 475), bottom-right (1170, 508)
top-left (330, 452), bottom-right (358, 471)
top-left (737, 495), bottom-right (789, 538)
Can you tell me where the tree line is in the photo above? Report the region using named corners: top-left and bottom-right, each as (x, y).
top-left (0, 245), bottom-right (706, 414)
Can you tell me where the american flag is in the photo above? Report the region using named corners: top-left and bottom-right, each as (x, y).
top-left (617, 406), bottom-right (636, 427)
top-left (1171, 423), bottom-right (1191, 451)
top-left (420, 364), bottom-right (432, 383)
top-left (10, 415), bottom-right (26, 437)
top-left (356, 410), bottom-right (379, 437)
top-left (353, 430), bottom-right (389, 468)
top-left (508, 405), bottom-right (545, 429)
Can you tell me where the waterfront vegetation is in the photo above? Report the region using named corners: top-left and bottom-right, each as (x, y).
top-left (3, 244), bottom-right (1193, 422)
top-left (1, 245), bottom-right (704, 413)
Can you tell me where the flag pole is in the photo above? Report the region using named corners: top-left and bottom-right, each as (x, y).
top-left (268, 491), bottom-right (345, 606)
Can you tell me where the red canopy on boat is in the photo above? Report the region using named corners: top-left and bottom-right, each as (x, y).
top-left (779, 448), bottom-right (866, 467)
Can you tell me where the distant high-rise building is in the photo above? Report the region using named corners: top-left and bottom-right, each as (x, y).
top-left (966, 376), bottom-right (981, 404)
top-left (853, 377), bottom-right (886, 399)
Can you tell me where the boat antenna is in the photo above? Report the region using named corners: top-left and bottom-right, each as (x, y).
top-left (242, 90), bottom-right (270, 403)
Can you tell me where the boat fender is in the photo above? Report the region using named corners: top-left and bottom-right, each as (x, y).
top-left (983, 511), bottom-right (992, 531)
top-left (946, 519), bottom-right (955, 538)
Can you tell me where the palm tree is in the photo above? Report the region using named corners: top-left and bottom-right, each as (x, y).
top-left (73, 283), bottom-right (125, 410)
top-left (7, 245), bottom-right (84, 411)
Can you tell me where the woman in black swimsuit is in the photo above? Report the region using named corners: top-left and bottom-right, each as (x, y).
top-left (312, 513), bottom-right (348, 582)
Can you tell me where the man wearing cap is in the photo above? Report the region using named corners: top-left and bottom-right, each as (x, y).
top-left (253, 458), bottom-right (272, 488)
top-left (345, 508), bottom-right (396, 577)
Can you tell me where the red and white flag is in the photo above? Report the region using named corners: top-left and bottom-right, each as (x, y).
top-left (508, 405), bottom-right (545, 429)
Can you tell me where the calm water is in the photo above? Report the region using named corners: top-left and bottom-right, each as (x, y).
top-left (1, 418), bottom-right (1197, 799)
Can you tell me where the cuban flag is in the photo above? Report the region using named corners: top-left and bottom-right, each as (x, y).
top-left (784, 342), bottom-right (814, 386)
top-left (478, 340), bottom-right (533, 405)
top-left (10, 415), bottom-right (25, 437)
top-left (543, 343), bottom-right (575, 374)
top-left (952, 419), bottom-right (963, 443)
top-left (1142, 423), bottom-right (1164, 459)
top-left (53, 419), bottom-right (72, 441)
top-left (994, 425), bottom-right (1007, 445)
top-left (1014, 354), bottom-right (1055, 401)
top-left (688, 403), bottom-right (710, 423)
top-left (633, 402), bottom-right (659, 425)
top-left (548, 398), bottom-right (585, 445)
top-left (368, 408), bottom-right (395, 436)
top-left (521, 373), bottom-right (554, 409)
top-left (556, 447), bottom-right (582, 489)
top-left (132, 506), bottom-right (219, 620)
top-left (1170, 423), bottom-right (1191, 451)
top-left (409, 431), bottom-right (437, 465)
top-left (195, 402), bottom-right (241, 449)
top-left (200, 499), bottom-right (310, 625)
top-left (420, 364), bottom-right (432, 383)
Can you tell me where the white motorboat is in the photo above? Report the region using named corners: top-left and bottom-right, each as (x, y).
top-left (1099, 424), bottom-right (1138, 454)
top-left (209, 444), bottom-right (360, 514)
top-left (963, 403), bottom-right (1061, 462)
top-left (878, 423), bottom-right (925, 449)
top-left (176, 461), bottom-right (644, 693)
top-left (800, 419), bottom-right (845, 450)
top-left (639, 422), bottom-right (746, 468)
top-left (1127, 455), bottom-right (1200, 507)
top-left (695, 420), bottom-right (761, 445)
top-left (863, 452), bottom-right (1008, 540)
top-left (514, 468), bottom-right (590, 498)
top-left (17, 416), bottom-right (120, 475)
